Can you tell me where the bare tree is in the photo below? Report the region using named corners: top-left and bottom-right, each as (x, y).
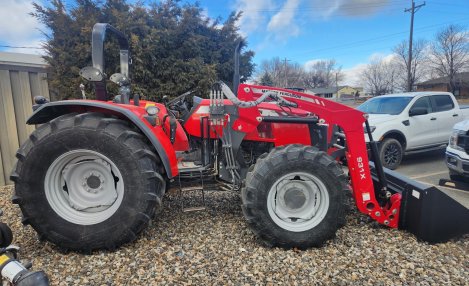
top-left (302, 59), bottom-right (344, 89)
top-left (393, 39), bottom-right (429, 91)
top-left (429, 25), bottom-right (469, 93)
top-left (256, 57), bottom-right (305, 87)
top-left (360, 57), bottom-right (398, 96)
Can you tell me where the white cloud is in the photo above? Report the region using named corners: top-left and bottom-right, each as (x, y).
top-left (342, 63), bottom-right (368, 86)
top-left (340, 52), bottom-right (397, 86)
top-left (267, 0), bottom-right (301, 39)
top-left (0, 0), bottom-right (45, 54)
top-left (233, 0), bottom-right (275, 36)
top-left (304, 58), bottom-right (326, 71)
top-left (368, 52), bottom-right (397, 63)
top-left (311, 0), bottom-right (390, 18)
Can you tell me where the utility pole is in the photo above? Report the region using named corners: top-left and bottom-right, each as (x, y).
top-left (283, 58), bottom-right (290, 87)
top-left (405, 1), bottom-right (425, 92)
top-left (335, 72), bottom-right (339, 101)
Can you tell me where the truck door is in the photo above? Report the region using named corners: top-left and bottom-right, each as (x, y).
top-left (430, 94), bottom-right (460, 143)
top-left (407, 96), bottom-right (435, 148)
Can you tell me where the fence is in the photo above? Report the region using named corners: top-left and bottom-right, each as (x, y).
top-left (0, 52), bottom-right (49, 186)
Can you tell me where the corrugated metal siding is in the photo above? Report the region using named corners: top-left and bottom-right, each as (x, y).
top-left (0, 66), bottom-right (49, 185)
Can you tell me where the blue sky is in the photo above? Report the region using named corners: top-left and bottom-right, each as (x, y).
top-left (1, 0), bottom-right (468, 84)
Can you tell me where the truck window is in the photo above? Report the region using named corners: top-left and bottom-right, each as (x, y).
top-left (410, 96), bottom-right (432, 114)
top-left (357, 96), bottom-right (412, 115)
top-left (432, 94), bottom-right (454, 112)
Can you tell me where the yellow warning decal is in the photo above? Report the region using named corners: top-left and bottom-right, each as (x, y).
top-left (0, 254), bottom-right (10, 266)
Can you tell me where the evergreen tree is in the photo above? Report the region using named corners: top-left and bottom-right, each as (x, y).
top-left (32, 0), bottom-right (255, 100)
top-left (259, 72), bottom-right (274, 86)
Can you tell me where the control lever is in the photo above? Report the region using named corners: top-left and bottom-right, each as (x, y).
top-left (169, 116), bottom-right (177, 144)
top-left (79, 83), bottom-right (86, 99)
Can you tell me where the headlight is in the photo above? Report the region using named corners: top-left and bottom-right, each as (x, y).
top-left (449, 130), bottom-right (464, 151)
top-left (364, 125), bottom-right (376, 133)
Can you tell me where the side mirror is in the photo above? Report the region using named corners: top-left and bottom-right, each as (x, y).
top-left (409, 107), bottom-right (428, 116)
top-left (79, 66), bottom-right (104, 82)
top-left (110, 73), bottom-right (130, 86)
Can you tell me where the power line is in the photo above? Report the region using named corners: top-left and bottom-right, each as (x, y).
top-left (0, 45), bottom-right (44, 50)
top-left (293, 16), bottom-right (469, 57)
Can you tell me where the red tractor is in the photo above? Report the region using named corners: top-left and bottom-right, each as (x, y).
top-left (11, 24), bottom-right (468, 251)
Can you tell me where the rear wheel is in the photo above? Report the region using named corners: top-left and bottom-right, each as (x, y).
top-left (11, 113), bottom-right (165, 251)
top-left (241, 145), bottom-right (347, 249)
top-left (379, 138), bottom-right (403, 170)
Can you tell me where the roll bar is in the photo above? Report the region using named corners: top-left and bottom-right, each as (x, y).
top-left (91, 23), bottom-right (130, 101)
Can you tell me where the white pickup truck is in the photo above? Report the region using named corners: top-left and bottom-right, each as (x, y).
top-left (357, 92), bottom-right (469, 169)
top-left (446, 120), bottom-right (469, 182)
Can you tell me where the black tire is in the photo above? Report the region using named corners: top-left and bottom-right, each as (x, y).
top-left (0, 222), bottom-right (13, 247)
top-left (379, 138), bottom-right (403, 170)
top-left (241, 145), bottom-right (347, 249)
top-left (10, 113), bottom-right (165, 252)
top-left (449, 170), bottom-right (469, 183)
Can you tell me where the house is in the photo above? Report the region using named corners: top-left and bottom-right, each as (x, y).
top-left (308, 86), bottom-right (363, 100)
top-left (416, 72), bottom-right (469, 97)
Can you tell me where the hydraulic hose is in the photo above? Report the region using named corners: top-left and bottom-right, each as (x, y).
top-left (219, 82), bottom-right (297, 108)
top-left (0, 211), bottom-right (49, 286)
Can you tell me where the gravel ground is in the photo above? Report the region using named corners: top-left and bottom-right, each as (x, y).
top-left (1, 185), bottom-right (468, 285)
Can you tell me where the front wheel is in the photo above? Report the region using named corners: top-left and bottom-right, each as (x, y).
top-left (449, 170), bottom-right (469, 183)
top-left (379, 138), bottom-right (403, 170)
top-left (11, 113), bottom-right (165, 251)
top-left (241, 145), bottom-right (347, 249)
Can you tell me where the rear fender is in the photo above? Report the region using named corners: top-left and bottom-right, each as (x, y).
top-left (27, 100), bottom-right (178, 178)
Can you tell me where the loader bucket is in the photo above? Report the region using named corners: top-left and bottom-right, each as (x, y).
top-left (369, 163), bottom-right (469, 243)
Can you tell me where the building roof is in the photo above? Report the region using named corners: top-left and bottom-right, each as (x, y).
top-left (309, 87), bottom-right (337, 94)
top-left (417, 72), bottom-right (469, 86)
top-left (0, 51), bottom-right (48, 68)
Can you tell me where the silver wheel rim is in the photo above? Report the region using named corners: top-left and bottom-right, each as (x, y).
top-left (267, 172), bottom-right (330, 232)
top-left (44, 149), bottom-right (124, 225)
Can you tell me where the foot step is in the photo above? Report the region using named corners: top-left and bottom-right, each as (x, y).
top-left (181, 186), bottom-right (203, 192)
top-left (178, 170), bottom-right (206, 212)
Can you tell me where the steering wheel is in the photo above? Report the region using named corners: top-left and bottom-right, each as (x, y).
top-left (167, 91), bottom-right (193, 119)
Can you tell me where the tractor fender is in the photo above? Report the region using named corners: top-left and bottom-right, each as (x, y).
top-left (27, 100), bottom-right (177, 178)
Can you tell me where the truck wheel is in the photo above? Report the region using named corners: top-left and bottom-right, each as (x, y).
top-left (449, 170), bottom-right (469, 183)
top-left (241, 145), bottom-right (347, 249)
top-left (11, 113), bottom-right (165, 252)
top-left (379, 138), bottom-right (403, 170)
